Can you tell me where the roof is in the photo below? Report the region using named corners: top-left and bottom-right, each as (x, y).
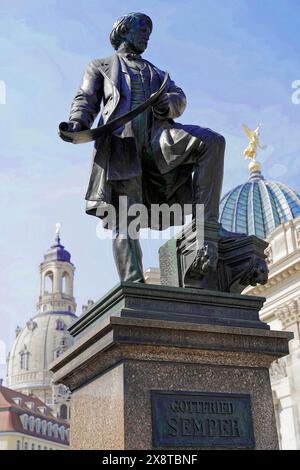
top-left (0, 385), bottom-right (69, 444)
top-left (42, 234), bottom-right (72, 264)
top-left (0, 385), bottom-right (59, 420)
top-left (219, 167), bottom-right (300, 239)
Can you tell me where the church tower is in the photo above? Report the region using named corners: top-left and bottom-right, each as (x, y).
top-left (6, 226), bottom-right (77, 420)
top-left (37, 224), bottom-right (76, 316)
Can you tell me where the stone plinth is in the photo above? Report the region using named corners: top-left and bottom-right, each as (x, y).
top-left (50, 283), bottom-right (292, 450)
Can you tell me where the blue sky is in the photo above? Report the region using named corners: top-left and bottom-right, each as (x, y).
top-left (0, 0), bottom-right (300, 379)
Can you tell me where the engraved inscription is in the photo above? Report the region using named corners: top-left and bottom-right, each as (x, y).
top-left (151, 391), bottom-right (255, 448)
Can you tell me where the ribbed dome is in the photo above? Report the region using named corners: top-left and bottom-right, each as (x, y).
top-left (219, 168), bottom-right (300, 239)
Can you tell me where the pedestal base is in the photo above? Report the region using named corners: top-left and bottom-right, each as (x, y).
top-left (51, 283), bottom-right (292, 450)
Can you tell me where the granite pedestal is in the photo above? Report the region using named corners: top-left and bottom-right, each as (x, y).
top-left (50, 283), bottom-right (292, 450)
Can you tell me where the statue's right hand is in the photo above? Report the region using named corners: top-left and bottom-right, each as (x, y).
top-left (59, 121), bottom-right (82, 133)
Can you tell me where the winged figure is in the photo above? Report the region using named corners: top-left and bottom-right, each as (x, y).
top-left (242, 124), bottom-right (267, 160)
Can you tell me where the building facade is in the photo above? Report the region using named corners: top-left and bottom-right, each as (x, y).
top-left (244, 216), bottom-right (300, 449)
top-left (220, 160), bottom-right (300, 449)
top-left (0, 385), bottom-right (69, 450)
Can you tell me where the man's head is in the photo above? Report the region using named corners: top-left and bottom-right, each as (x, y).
top-left (110, 13), bottom-right (153, 53)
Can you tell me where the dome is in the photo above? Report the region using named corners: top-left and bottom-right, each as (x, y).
top-left (7, 312), bottom-right (75, 393)
top-left (219, 165), bottom-right (300, 239)
top-left (6, 225), bottom-right (77, 417)
top-left (43, 234), bottom-right (71, 263)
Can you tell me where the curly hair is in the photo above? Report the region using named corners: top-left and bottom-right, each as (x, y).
top-left (110, 12), bottom-right (153, 50)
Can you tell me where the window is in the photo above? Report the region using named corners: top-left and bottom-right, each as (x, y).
top-left (38, 445), bottom-right (41, 451)
top-left (44, 271), bottom-right (53, 294)
top-left (35, 418), bottom-right (41, 433)
top-left (59, 426), bottom-right (65, 440)
top-left (56, 319), bottom-right (65, 331)
top-left (41, 420), bottom-right (47, 435)
top-left (61, 272), bottom-right (71, 295)
top-left (20, 352), bottom-right (25, 369)
top-left (29, 416), bottom-right (35, 432)
top-left (20, 414), bottom-right (29, 430)
top-left (20, 351), bottom-right (29, 370)
top-left (24, 442), bottom-right (28, 450)
top-left (16, 440), bottom-right (21, 450)
top-left (60, 404), bottom-right (68, 420)
top-left (47, 422), bottom-right (53, 437)
top-left (53, 424), bottom-right (59, 439)
top-left (12, 397), bottom-right (21, 406)
top-left (32, 444), bottom-right (35, 450)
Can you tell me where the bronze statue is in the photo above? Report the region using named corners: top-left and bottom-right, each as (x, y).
top-left (59, 12), bottom-right (227, 283)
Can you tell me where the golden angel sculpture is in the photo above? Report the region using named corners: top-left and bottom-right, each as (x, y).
top-left (242, 124), bottom-right (267, 161)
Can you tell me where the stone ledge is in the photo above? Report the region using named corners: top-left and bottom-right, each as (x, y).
top-left (51, 315), bottom-right (292, 392)
top-left (68, 282), bottom-right (268, 339)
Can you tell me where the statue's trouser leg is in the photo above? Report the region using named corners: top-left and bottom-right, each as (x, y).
top-left (112, 234), bottom-right (144, 283)
top-left (193, 129), bottom-right (225, 224)
top-left (111, 179), bottom-right (145, 283)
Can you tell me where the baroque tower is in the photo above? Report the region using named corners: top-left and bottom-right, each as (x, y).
top-left (6, 226), bottom-right (77, 420)
top-left (38, 225), bottom-right (76, 316)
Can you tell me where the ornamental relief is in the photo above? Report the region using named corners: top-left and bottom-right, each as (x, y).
top-left (275, 301), bottom-right (300, 329)
top-left (265, 245), bottom-right (273, 265)
top-left (270, 357), bottom-right (288, 382)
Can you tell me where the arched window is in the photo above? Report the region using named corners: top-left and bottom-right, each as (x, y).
top-left (47, 422), bottom-right (53, 437)
top-left (56, 319), bottom-right (65, 331)
top-left (29, 416), bottom-right (35, 432)
top-left (44, 271), bottom-right (53, 294)
top-left (31, 443), bottom-right (35, 450)
top-left (16, 440), bottom-right (21, 450)
top-left (24, 442), bottom-right (28, 450)
top-left (60, 404), bottom-right (68, 420)
top-left (61, 272), bottom-right (71, 295)
top-left (41, 420), bottom-right (47, 435)
top-left (59, 426), bottom-right (65, 440)
top-left (35, 418), bottom-right (41, 433)
top-left (20, 414), bottom-right (29, 430)
top-left (53, 423), bottom-right (59, 438)
top-left (20, 349), bottom-right (29, 370)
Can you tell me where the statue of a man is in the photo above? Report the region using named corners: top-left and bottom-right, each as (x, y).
top-left (63, 12), bottom-right (226, 283)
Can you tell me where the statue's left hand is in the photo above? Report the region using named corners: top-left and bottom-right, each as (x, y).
top-left (153, 94), bottom-right (170, 114)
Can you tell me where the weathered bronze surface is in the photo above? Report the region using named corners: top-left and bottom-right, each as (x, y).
top-left (159, 221), bottom-right (269, 292)
top-left (59, 12), bottom-right (227, 284)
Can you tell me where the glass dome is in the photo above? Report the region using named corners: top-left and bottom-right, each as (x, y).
top-left (219, 165), bottom-right (300, 239)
